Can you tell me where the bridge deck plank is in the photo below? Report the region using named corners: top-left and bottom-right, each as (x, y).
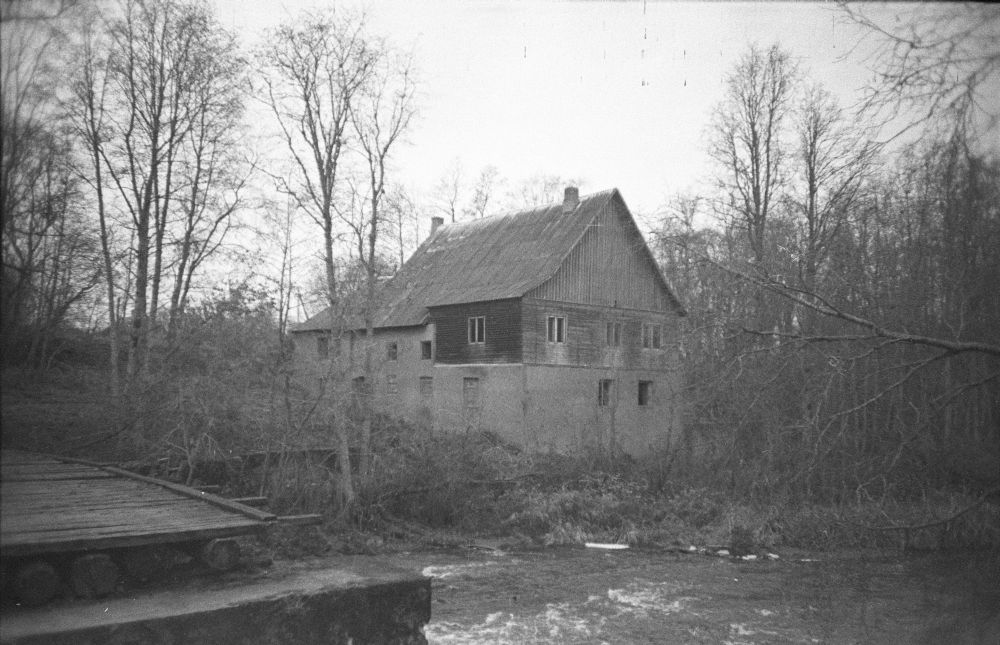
top-left (1, 450), bottom-right (271, 557)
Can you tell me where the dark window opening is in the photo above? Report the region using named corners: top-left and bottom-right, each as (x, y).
top-left (419, 376), bottom-right (433, 397)
top-left (463, 377), bottom-right (481, 409)
top-left (597, 379), bottom-right (613, 407)
top-left (386, 374), bottom-right (398, 395)
top-left (387, 341), bottom-right (398, 361)
top-left (468, 316), bottom-right (486, 344)
top-left (317, 335), bottom-right (329, 358)
top-left (421, 340), bottom-right (433, 359)
top-left (638, 380), bottom-right (653, 406)
top-left (606, 322), bottom-right (622, 347)
top-left (546, 316), bottom-right (566, 343)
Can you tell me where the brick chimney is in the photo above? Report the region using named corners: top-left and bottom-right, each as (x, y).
top-left (430, 216), bottom-right (444, 235)
top-left (563, 186), bottom-right (580, 213)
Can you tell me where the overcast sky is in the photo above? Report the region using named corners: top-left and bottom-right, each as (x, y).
top-left (211, 0), bottom-right (912, 218)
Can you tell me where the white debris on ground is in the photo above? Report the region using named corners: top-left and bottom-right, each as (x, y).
top-left (684, 545), bottom-right (780, 560)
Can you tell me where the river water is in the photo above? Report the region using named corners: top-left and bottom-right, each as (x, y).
top-left (387, 546), bottom-right (1000, 644)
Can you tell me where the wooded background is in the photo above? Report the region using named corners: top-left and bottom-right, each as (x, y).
top-left (2, 1), bottom-right (997, 511)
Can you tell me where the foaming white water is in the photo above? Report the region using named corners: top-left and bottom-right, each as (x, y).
top-left (426, 579), bottom-right (696, 643)
top-left (425, 602), bottom-right (606, 645)
top-left (421, 561), bottom-right (500, 579)
top-left (606, 581), bottom-right (693, 616)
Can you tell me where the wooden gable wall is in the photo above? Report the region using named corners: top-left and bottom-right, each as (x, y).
top-left (528, 193), bottom-right (673, 312)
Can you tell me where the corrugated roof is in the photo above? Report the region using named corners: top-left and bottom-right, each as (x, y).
top-left (293, 188), bottom-right (681, 333)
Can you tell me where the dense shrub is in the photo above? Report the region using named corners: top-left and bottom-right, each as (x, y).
top-left (503, 478), bottom-right (651, 545)
top-left (356, 421), bottom-right (529, 531)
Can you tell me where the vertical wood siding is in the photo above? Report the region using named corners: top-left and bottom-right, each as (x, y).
top-left (522, 298), bottom-right (679, 370)
top-left (529, 196), bottom-right (673, 312)
top-left (430, 299), bottom-right (522, 364)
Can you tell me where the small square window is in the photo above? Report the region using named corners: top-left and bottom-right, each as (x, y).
top-left (419, 376), bottom-right (433, 397)
top-left (597, 379), bottom-right (613, 407)
top-left (387, 341), bottom-right (398, 361)
top-left (546, 316), bottom-right (566, 343)
top-left (421, 340), bottom-right (433, 359)
top-left (638, 380), bottom-right (653, 406)
top-left (605, 322), bottom-right (622, 347)
top-left (468, 316), bottom-right (485, 344)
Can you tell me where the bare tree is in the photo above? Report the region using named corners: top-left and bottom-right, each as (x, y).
top-left (463, 164), bottom-right (501, 220)
top-left (165, 30), bottom-right (250, 343)
top-left (430, 157), bottom-right (464, 223)
top-left (1, 1), bottom-right (101, 366)
top-left (791, 82), bottom-right (878, 291)
top-left (67, 8), bottom-right (122, 393)
top-left (258, 8), bottom-right (379, 509)
top-left (709, 43), bottom-right (797, 266)
top-left (91, 0), bottom-right (243, 381)
top-left (507, 173), bottom-right (579, 209)
top-left (1, 10), bottom-right (56, 353)
top-left (842, 3), bottom-right (1000, 140)
top-left (348, 45), bottom-right (416, 477)
top-left (0, 0), bottom-right (79, 22)
top-left (384, 183), bottom-right (418, 269)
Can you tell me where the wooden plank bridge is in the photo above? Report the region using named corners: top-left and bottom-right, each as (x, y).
top-left (1, 449), bottom-right (276, 558)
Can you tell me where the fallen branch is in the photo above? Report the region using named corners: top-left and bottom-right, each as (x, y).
top-left (861, 486), bottom-right (1000, 533)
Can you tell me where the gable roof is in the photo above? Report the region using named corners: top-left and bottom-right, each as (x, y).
top-left (293, 188), bottom-right (683, 332)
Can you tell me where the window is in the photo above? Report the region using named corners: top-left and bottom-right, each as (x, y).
top-left (546, 316), bottom-right (566, 343)
top-left (419, 376), bottom-right (433, 398)
top-left (642, 323), bottom-right (662, 349)
top-left (463, 377), bottom-right (480, 409)
top-left (420, 340), bottom-right (433, 359)
top-left (317, 335), bottom-right (329, 358)
top-left (386, 374), bottom-right (398, 395)
top-left (386, 341), bottom-right (398, 361)
top-left (468, 316), bottom-right (486, 344)
top-left (597, 379), bottom-right (614, 407)
top-left (605, 322), bottom-right (622, 347)
top-left (638, 380), bottom-right (653, 406)
top-left (352, 376), bottom-right (369, 399)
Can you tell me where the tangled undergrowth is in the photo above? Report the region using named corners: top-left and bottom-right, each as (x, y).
top-left (251, 419), bottom-right (1000, 556)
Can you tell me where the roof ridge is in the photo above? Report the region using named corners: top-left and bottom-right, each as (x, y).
top-left (434, 188), bottom-right (615, 233)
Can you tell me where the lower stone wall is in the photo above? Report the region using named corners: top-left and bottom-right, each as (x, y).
top-left (425, 364), bottom-right (681, 457)
top-left (430, 364), bottom-right (527, 446)
top-left (522, 365), bottom-right (681, 455)
top-left (291, 332), bottom-right (682, 456)
top-left (2, 564), bottom-right (430, 645)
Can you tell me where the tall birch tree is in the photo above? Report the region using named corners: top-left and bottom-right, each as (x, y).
top-left (258, 8), bottom-right (378, 509)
